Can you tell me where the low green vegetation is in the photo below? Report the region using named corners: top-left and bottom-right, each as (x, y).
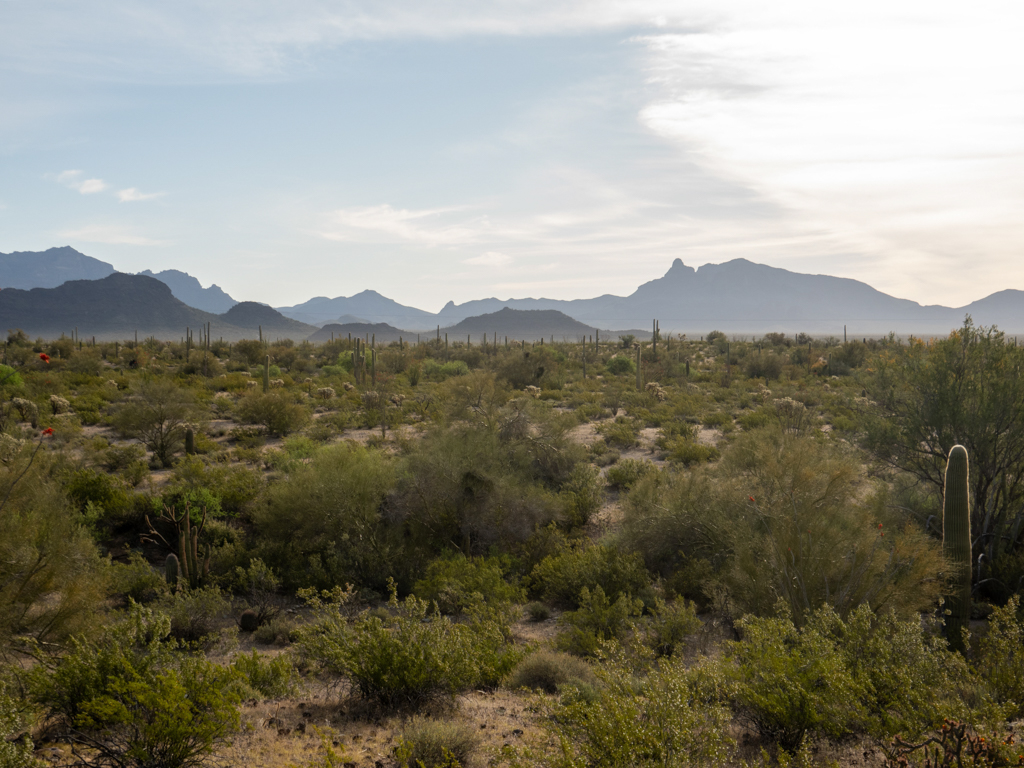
top-left (2, 320), bottom-right (1023, 766)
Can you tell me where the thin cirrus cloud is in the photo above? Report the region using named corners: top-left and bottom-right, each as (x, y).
top-left (319, 204), bottom-right (484, 247)
top-left (118, 187), bottom-right (163, 202)
top-left (57, 170), bottom-right (107, 195)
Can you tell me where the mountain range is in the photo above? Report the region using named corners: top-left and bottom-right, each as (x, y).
top-left (4, 246), bottom-right (1024, 337)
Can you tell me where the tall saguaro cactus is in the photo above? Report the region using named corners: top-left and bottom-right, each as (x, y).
top-left (943, 444), bottom-right (972, 653)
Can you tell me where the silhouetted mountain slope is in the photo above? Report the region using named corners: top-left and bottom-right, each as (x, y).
top-left (139, 269), bottom-right (237, 314)
top-left (0, 273), bottom-right (216, 339)
top-left (220, 302), bottom-right (316, 340)
top-left (277, 290), bottom-right (437, 328)
top-left (0, 246), bottom-right (115, 288)
top-left (433, 258), bottom-right (984, 335)
top-left (307, 322), bottom-right (408, 344)
top-left (442, 308), bottom-right (601, 342)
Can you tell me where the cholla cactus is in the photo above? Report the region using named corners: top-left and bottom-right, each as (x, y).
top-left (317, 387), bottom-right (336, 400)
top-left (342, 382), bottom-right (355, 392)
top-left (49, 395), bottom-right (71, 415)
top-left (389, 394), bottom-right (406, 406)
top-left (645, 382), bottom-right (667, 402)
top-left (11, 398), bottom-right (38, 425)
top-left (0, 433), bottom-right (24, 462)
top-left (246, 380), bottom-right (259, 389)
top-left (524, 385), bottom-right (541, 398)
top-left (270, 378), bottom-right (285, 388)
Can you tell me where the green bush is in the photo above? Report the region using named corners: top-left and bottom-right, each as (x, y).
top-left (646, 598), bottom-right (701, 657)
top-left (161, 586), bottom-right (230, 646)
top-left (597, 417), bottom-right (639, 448)
top-left (412, 554), bottom-right (523, 616)
top-left (541, 656), bottom-right (734, 768)
top-left (297, 584), bottom-right (522, 708)
top-left (30, 603), bottom-right (242, 768)
top-left (605, 459), bottom-right (657, 490)
top-left (0, 678), bottom-right (37, 768)
top-left (663, 437), bottom-right (720, 466)
top-left (731, 608), bottom-right (861, 749)
top-left (235, 392), bottom-right (309, 436)
top-left (557, 586), bottom-right (642, 657)
top-left (230, 650), bottom-right (295, 699)
top-left (975, 596), bottom-right (1024, 719)
top-left (397, 717), bottom-right (479, 768)
top-left (559, 463), bottom-right (603, 527)
top-left (526, 602), bottom-right (550, 622)
top-left (529, 542), bottom-right (651, 609)
top-left (507, 650), bottom-right (597, 694)
top-left (605, 356), bottom-right (635, 376)
top-left (422, 359), bottom-right (470, 381)
top-left (109, 552), bottom-right (167, 605)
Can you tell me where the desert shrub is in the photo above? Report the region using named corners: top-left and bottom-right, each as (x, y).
top-left (112, 379), bottom-right (199, 467)
top-left (422, 359), bottom-right (470, 381)
top-left (102, 443), bottom-right (146, 473)
top-left (64, 468), bottom-right (134, 521)
top-left (662, 437), bottom-right (720, 466)
top-left (158, 485), bottom-right (223, 519)
top-left (0, 678), bottom-right (38, 768)
top-left (109, 552), bottom-right (167, 605)
top-left (235, 392), bottom-right (309, 436)
top-left (557, 586), bottom-right (643, 657)
top-left (298, 585), bottom-right (522, 708)
top-left (1, 449), bottom-right (107, 657)
top-left (541, 656), bottom-right (734, 768)
top-left (597, 417), bottom-right (639, 448)
top-left (604, 356), bottom-right (635, 376)
top-left (645, 597), bottom-right (701, 657)
top-left (30, 603), bottom-right (242, 768)
top-left (253, 615), bottom-right (298, 647)
top-left (559, 463), bottom-right (602, 527)
top-left (397, 717), bottom-right (479, 768)
top-left (744, 352), bottom-right (784, 380)
top-left (723, 429), bottom-right (945, 624)
top-left (529, 542), bottom-right (651, 609)
top-left (974, 596), bottom-right (1024, 719)
top-left (526, 601), bottom-right (551, 621)
top-left (161, 586), bottom-right (230, 646)
top-left (254, 443), bottom-right (397, 591)
top-left (412, 554), bottom-right (523, 616)
top-left (231, 558), bottom-right (282, 626)
top-left (230, 650), bottom-right (295, 699)
top-left (605, 458), bottom-right (657, 490)
top-left (507, 650), bottom-right (597, 693)
top-left (731, 608), bottom-right (862, 749)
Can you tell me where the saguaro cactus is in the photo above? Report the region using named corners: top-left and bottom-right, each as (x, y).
top-left (943, 444), bottom-right (972, 653)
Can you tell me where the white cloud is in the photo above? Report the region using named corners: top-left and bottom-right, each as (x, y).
top-left (57, 170), bottom-right (107, 194)
top-left (320, 204), bottom-right (483, 246)
top-left (463, 251), bottom-right (513, 267)
top-left (58, 224), bottom-right (165, 246)
top-left (118, 187), bottom-right (163, 202)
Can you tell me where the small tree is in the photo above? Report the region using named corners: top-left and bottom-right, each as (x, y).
top-left (113, 380), bottom-right (198, 467)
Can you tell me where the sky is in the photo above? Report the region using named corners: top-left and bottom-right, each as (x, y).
top-left (2, 1), bottom-right (1023, 311)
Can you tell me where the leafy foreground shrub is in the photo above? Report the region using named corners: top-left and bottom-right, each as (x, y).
top-left (160, 586), bottom-right (230, 647)
top-left (557, 586), bottom-right (643, 658)
top-left (646, 598), bottom-right (701, 657)
top-left (731, 604), bottom-right (978, 751)
top-left (397, 717), bottom-right (479, 768)
top-left (529, 542), bottom-right (651, 609)
top-left (412, 554), bottom-right (524, 616)
top-left (605, 458), bottom-right (657, 490)
top-left (507, 650), bottom-right (597, 694)
top-left (30, 603), bottom-right (242, 768)
top-left (535, 656), bottom-right (734, 768)
top-left (230, 650), bottom-right (296, 699)
top-left (0, 678), bottom-right (37, 768)
top-left (298, 583), bottom-right (522, 708)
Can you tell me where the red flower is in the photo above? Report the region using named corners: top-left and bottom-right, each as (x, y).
top-left (42, 427), bottom-right (54, 436)
top-left (39, 353), bottom-right (50, 363)
top-left (748, 496), bottom-right (756, 503)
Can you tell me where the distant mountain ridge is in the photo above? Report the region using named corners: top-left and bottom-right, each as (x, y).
top-left (138, 269), bottom-right (237, 314)
top-left (7, 245), bottom-right (1024, 336)
top-left (0, 274), bottom-right (313, 342)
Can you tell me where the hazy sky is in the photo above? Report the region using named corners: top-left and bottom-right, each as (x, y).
top-left (2, 1), bottom-right (1022, 310)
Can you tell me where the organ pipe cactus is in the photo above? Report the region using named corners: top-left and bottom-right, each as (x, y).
top-left (943, 444), bottom-right (972, 653)
top-left (144, 504), bottom-right (211, 591)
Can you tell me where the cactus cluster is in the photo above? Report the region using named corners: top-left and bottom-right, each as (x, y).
top-left (146, 504), bottom-right (211, 591)
top-left (943, 444), bottom-right (972, 653)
